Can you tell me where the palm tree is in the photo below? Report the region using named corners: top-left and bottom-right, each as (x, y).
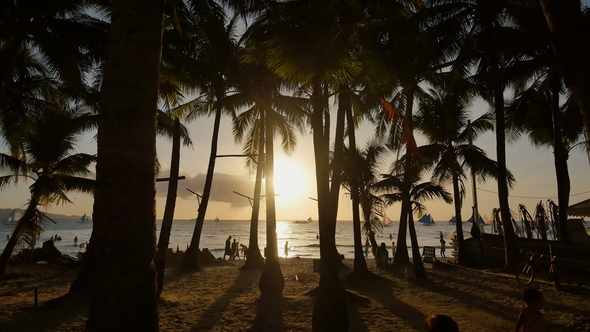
top-left (375, 156), bottom-right (452, 279)
top-left (0, 105), bottom-right (95, 277)
top-left (84, 0), bottom-right (165, 329)
top-left (172, 10), bottom-right (244, 269)
top-left (414, 73), bottom-right (512, 264)
top-left (507, 77), bottom-right (585, 242)
top-left (341, 139), bottom-right (387, 275)
top-left (232, 59), bottom-right (308, 271)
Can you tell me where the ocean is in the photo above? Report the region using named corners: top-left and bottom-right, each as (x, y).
top-left (0, 218), bottom-right (488, 259)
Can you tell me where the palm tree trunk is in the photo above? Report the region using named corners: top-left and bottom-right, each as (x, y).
top-left (550, 71), bottom-right (570, 242)
top-left (155, 118), bottom-right (181, 298)
top-left (259, 106), bottom-right (284, 299)
top-left (183, 100), bottom-right (223, 269)
top-left (493, 73), bottom-right (519, 270)
top-left (451, 168), bottom-right (466, 264)
top-left (344, 95), bottom-right (368, 274)
top-left (243, 113), bottom-right (266, 269)
top-left (0, 202), bottom-right (38, 277)
top-left (87, 0), bottom-right (164, 330)
top-left (407, 209), bottom-right (426, 279)
top-left (393, 198), bottom-right (410, 264)
top-left (311, 81), bottom-right (348, 332)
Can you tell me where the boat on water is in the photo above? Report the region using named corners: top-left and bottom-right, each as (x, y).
top-left (382, 211), bottom-right (393, 227)
top-left (465, 215), bottom-right (485, 224)
top-left (79, 212), bottom-right (91, 223)
top-left (417, 213), bottom-right (435, 226)
top-left (4, 209), bottom-right (21, 225)
top-left (294, 217), bottom-right (313, 224)
top-left (448, 216), bottom-right (456, 225)
top-left (214, 217), bottom-right (220, 222)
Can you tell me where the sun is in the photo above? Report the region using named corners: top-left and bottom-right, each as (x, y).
top-left (272, 158), bottom-right (307, 203)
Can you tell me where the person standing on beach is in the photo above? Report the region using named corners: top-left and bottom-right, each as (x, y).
top-left (223, 236), bottom-right (232, 260)
top-left (74, 236), bottom-right (78, 246)
top-left (284, 241), bottom-right (289, 258)
top-left (439, 231), bottom-right (446, 258)
top-left (514, 288), bottom-right (547, 332)
top-left (231, 239), bottom-right (238, 260)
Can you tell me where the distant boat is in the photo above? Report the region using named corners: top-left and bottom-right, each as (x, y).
top-left (294, 217), bottom-right (313, 224)
top-left (465, 215), bottom-right (485, 224)
top-left (448, 216), bottom-right (456, 225)
top-left (4, 209), bottom-right (21, 225)
top-left (417, 214), bottom-right (435, 226)
top-left (79, 213), bottom-right (91, 223)
top-left (382, 211), bottom-right (393, 227)
top-left (215, 217), bottom-right (220, 222)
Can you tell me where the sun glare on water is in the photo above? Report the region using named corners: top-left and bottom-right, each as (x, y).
top-left (272, 158), bottom-right (307, 204)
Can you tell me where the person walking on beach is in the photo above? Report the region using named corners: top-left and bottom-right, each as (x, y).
top-left (223, 236), bottom-right (232, 260)
top-left (284, 241), bottom-right (289, 258)
top-left (440, 234), bottom-right (446, 258)
top-left (231, 239), bottom-right (238, 260)
top-left (364, 238), bottom-right (370, 258)
top-left (240, 244), bottom-right (248, 259)
top-left (514, 288), bottom-right (548, 332)
top-left (74, 236), bottom-right (78, 246)
top-left (376, 242), bottom-right (389, 270)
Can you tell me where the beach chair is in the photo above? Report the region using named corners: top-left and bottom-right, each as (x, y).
top-left (422, 246), bottom-right (436, 268)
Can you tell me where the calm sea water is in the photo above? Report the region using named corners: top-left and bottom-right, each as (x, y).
top-left (0, 218), bottom-right (492, 259)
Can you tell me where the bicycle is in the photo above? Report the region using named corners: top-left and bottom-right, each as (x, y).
top-left (515, 247), bottom-right (560, 286)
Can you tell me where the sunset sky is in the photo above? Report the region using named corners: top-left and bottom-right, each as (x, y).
top-left (2, 3), bottom-right (590, 223)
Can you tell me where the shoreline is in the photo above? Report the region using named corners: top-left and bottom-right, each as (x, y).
top-left (1, 258), bottom-right (589, 331)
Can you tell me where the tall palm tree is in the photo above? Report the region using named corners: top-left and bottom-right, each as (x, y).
top-left (0, 105), bottom-right (95, 277)
top-left (507, 77), bottom-right (585, 242)
top-left (341, 139), bottom-right (387, 275)
top-left (232, 59), bottom-right (308, 271)
top-left (375, 157), bottom-right (453, 279)
top-left (414, 73), bottom-right (512, 264)
top-left (85, 0), bottom-right (165, 329)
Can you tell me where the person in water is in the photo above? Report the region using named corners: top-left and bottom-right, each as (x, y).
top-left (284, 241), bottom-right (289, 258)
top-left (74, 236), bottom-right (78, 246)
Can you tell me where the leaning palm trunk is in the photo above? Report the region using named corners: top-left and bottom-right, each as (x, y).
top-left (408, 210), bottom-right (426, 279)
top-left (86, 0), bottom-right (163, 329)
top-left (259, 107), bottom-right (284, 299)
top-left (0, 202), bottom-right (38, 277)
top-left (155, 118), bottom-right (181, 298)
top-left (243, 114), bottom-right (266, 269)
top-left (310, 85), bottom-right (348, 332)
top-left (183, 101), bottom-right (223, 269)
top-left (393, 200), bottom-right (410, 264)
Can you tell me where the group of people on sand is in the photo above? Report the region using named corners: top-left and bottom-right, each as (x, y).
top-left (425, 287), bottom-right (546, 332)
top-left (223, 236), bottom-right (247, 260)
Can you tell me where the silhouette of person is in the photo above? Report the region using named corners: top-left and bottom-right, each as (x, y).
top-left (284, 241), bottom-right (289, 258)
top-left (231, 239), bottom-right (238, 260)
top-left (74, 236), bottom-right (78, 246)
top-left (425, 314), bottom-right (459, 332)
top-left (223, 236), bottom-right (232, 260)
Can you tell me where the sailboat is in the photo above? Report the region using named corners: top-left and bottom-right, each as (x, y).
top-left (417, 214), bottom-right (435, 226)
top-left (294, 217), bottom-right (313, 223)
top-left (79, 212), bottom-right (91, 223)
top-left (382, 211), bottom-right (393, 227)
top-left (448, 216), bottom-right (457, 225)
top-left (4, 209), bottom-right (21, 225)
top-left (214, 217), bottom-right (220, 222)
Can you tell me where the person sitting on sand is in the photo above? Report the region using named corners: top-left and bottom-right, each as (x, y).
top-left (514, 288), bottom-right (547, 332)
top-left (425, 314), bottom-right (459, 332)
top-left (223, 236), bottom-right (232, 260)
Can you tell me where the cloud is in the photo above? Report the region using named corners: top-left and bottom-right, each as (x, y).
top-left (156, 170), bottom-right (255, 208)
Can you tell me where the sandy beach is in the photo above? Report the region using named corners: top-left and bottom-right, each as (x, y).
top-left (1, 258), bottom-right (589, 331)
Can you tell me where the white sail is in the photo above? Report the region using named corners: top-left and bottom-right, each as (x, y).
top-left (4, 209), bottom-right (21, 225)
top-left (79, 213), bottom-right (90, 223)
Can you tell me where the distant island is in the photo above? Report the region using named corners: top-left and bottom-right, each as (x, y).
top-left (0, 208), bottom-right (80, 221)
